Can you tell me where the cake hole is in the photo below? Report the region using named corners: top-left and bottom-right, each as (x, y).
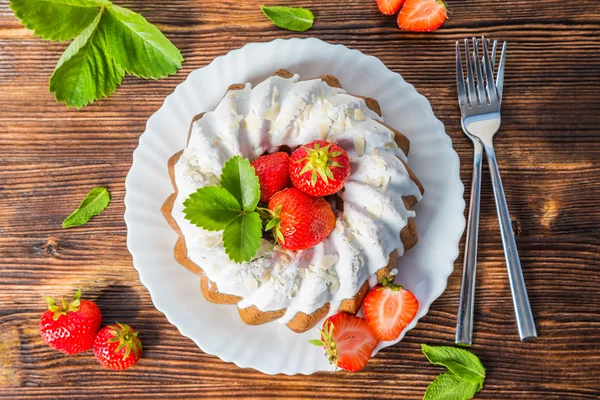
top-left (278, 145), bottom-right (292, 154)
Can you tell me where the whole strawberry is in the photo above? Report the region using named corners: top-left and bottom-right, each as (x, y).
top-left (268, 187), bottom-right (335, 250)
top-left (289, 140), bottom-right (351, 197)
top-left (39, 289), bottom-right (102, 355)
top-left (251, 151), bottom-right (291, 203)
top-left (94, 323), bottom-right (142, 370)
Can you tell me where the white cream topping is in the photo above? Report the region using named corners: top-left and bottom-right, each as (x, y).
top-left (171, 74), bottom-right (423, 324)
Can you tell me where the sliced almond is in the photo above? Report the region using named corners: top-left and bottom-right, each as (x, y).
top-left (229, 114), bottom-right (243, 131)
top-left (245, 277), bottom-right (259, 291)
top-left (354, 136), bottom-right (366, 157)
top-left (367, 202), bottom-right (384, 219)
top-left (262, 103), bottom-right (280, 121)
top-left (330, 280), bottom-right (340, 294)
top-left (244, 111), bottom-right (261, 132)
top-left (354, 108), bottom-right (366, 121)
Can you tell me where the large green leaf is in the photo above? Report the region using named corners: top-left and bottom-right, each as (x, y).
top-left (222, 212), bottom-right (262, 263)
top-left (10, 0), bottom-right (108, 41)
top-left (49, 9), bottom-right (124, 108)
top-left (102, 4), bottom-right (183, 79)
top-left (220, 155), bottom-right (260, 211)
top-left (183, 186), bottom-right (242, 231)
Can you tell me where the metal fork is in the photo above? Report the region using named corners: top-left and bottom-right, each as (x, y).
top-left (455, 37), bottom-right (537, 344)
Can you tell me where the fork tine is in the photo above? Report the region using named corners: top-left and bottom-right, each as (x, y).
top-left (483, 39), bottom-right (498, 77)
top-left (456, 41), bottom-right (468, 106)
top-left (483, 38), bottom-right (497, 103)
top-left (496, 41), bottom-right (507, 102)
top-left (491, 40), bottom-right (498, 73)
top-left (464, 39), bottom-right (476, 106)
top-left (472, 38), bottom-right (486, 104)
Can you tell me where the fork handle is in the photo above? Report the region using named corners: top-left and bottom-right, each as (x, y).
top-left (455, 139), bottom-right (483, 347)
top-left (483, 143), bottom-right (537, 341)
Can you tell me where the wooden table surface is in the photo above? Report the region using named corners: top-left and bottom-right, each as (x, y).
top-left (1, 0), bottom-right (599, 398)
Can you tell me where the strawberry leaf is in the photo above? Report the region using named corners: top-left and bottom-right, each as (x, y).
top-left (220, 155), bottom-right (260, 211)
top-left (183, 187), bottom-right (242, 231)
top-left (49, 9), bottom-right (124, 108)
top-left (10, 0), bottom-right (183, 107)
top-left (9, 0), bottom-right (108, 42)
top-left (102, 4), bottom-right (183, 79)
top-left (222, 212), bottom-right (262, 263)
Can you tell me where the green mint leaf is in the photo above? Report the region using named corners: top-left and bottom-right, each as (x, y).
top-left (62, 186), bottom-right (110, 228)
top-left (49, 9), bottom-right (124, 108)
top-left (102, 4), bottom-right (183, 79)
top-left (260, 5), bottom-right (314, 32)
top-left (220, 156), bottom-right (260, 211)
top-left (423, 372), bottom-right (479, 400)
top-left (183, 187), bottom-right (242, 231)
top-left (222, 212), bottom-right (262, 263)
top-left (421, 344), bottom-right (486, 389)
top-left (9, 0), bottom-right (108, 42)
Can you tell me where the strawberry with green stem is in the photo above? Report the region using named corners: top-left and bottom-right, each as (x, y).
top-left (290, 140), bottom-right (351, 197)
top-left (39, 289), bottom-right (102, 354)
top-left (93, 322), bottom-right (143, 370)
top-left (267, 187), bottom-right (336, 250)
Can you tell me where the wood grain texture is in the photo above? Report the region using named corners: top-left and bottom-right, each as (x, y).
top-left (1, 0), bottom-right (600, 398)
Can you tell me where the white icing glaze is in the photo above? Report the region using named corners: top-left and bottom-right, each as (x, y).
top-left (171, 74), bottom-right (423, 325)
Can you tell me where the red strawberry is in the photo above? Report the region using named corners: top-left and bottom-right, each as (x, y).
top-left (397, 0), bottom-right (448, 32)
top-left (310, 312), bottom-right (379, 372)
top-left (93, 323), bottom-right (142, 370)
top-left (267, 187), bottom-right (335, 250)
top-left (377, 0), bottom-right (405, 15)
top-left (363, 277), bottom-right (419, 341)
top-left (290, 140), bottom-right (351, 197)
top-left (39, 289), bottom-right (102, 355)
top-left (251, 152), bottom-right (291, 203)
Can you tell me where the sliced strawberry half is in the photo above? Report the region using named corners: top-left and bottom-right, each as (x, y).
top-left (310, 312), bottom-right (379, 372)
top-left (363, 277), bottom-right (419, 341)
top-left (376, 0), bottom-right (406, 15)
top-left (397, 0), bottom-right (448, 32)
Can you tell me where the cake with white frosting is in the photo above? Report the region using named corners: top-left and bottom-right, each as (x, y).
top-left (162, 70), bottom-right (424, 333)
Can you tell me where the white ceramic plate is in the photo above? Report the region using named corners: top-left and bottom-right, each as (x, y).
top-left (124, 38), bottom-right (465, 375)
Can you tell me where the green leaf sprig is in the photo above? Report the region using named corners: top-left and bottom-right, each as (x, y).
top-left (10, 0), bottom-right (183, 108)
top-left (183, 156), bottom-right (266, 263)
top-left (62, 187), bottom-right (110, 228)
top-left (422, 344), bottom-right (486, 400)
top-left (260, 5), bottom-right (314, 32)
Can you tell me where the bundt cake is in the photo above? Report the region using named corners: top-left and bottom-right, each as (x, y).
top-left (162, 69), bottom-right (424, 333)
